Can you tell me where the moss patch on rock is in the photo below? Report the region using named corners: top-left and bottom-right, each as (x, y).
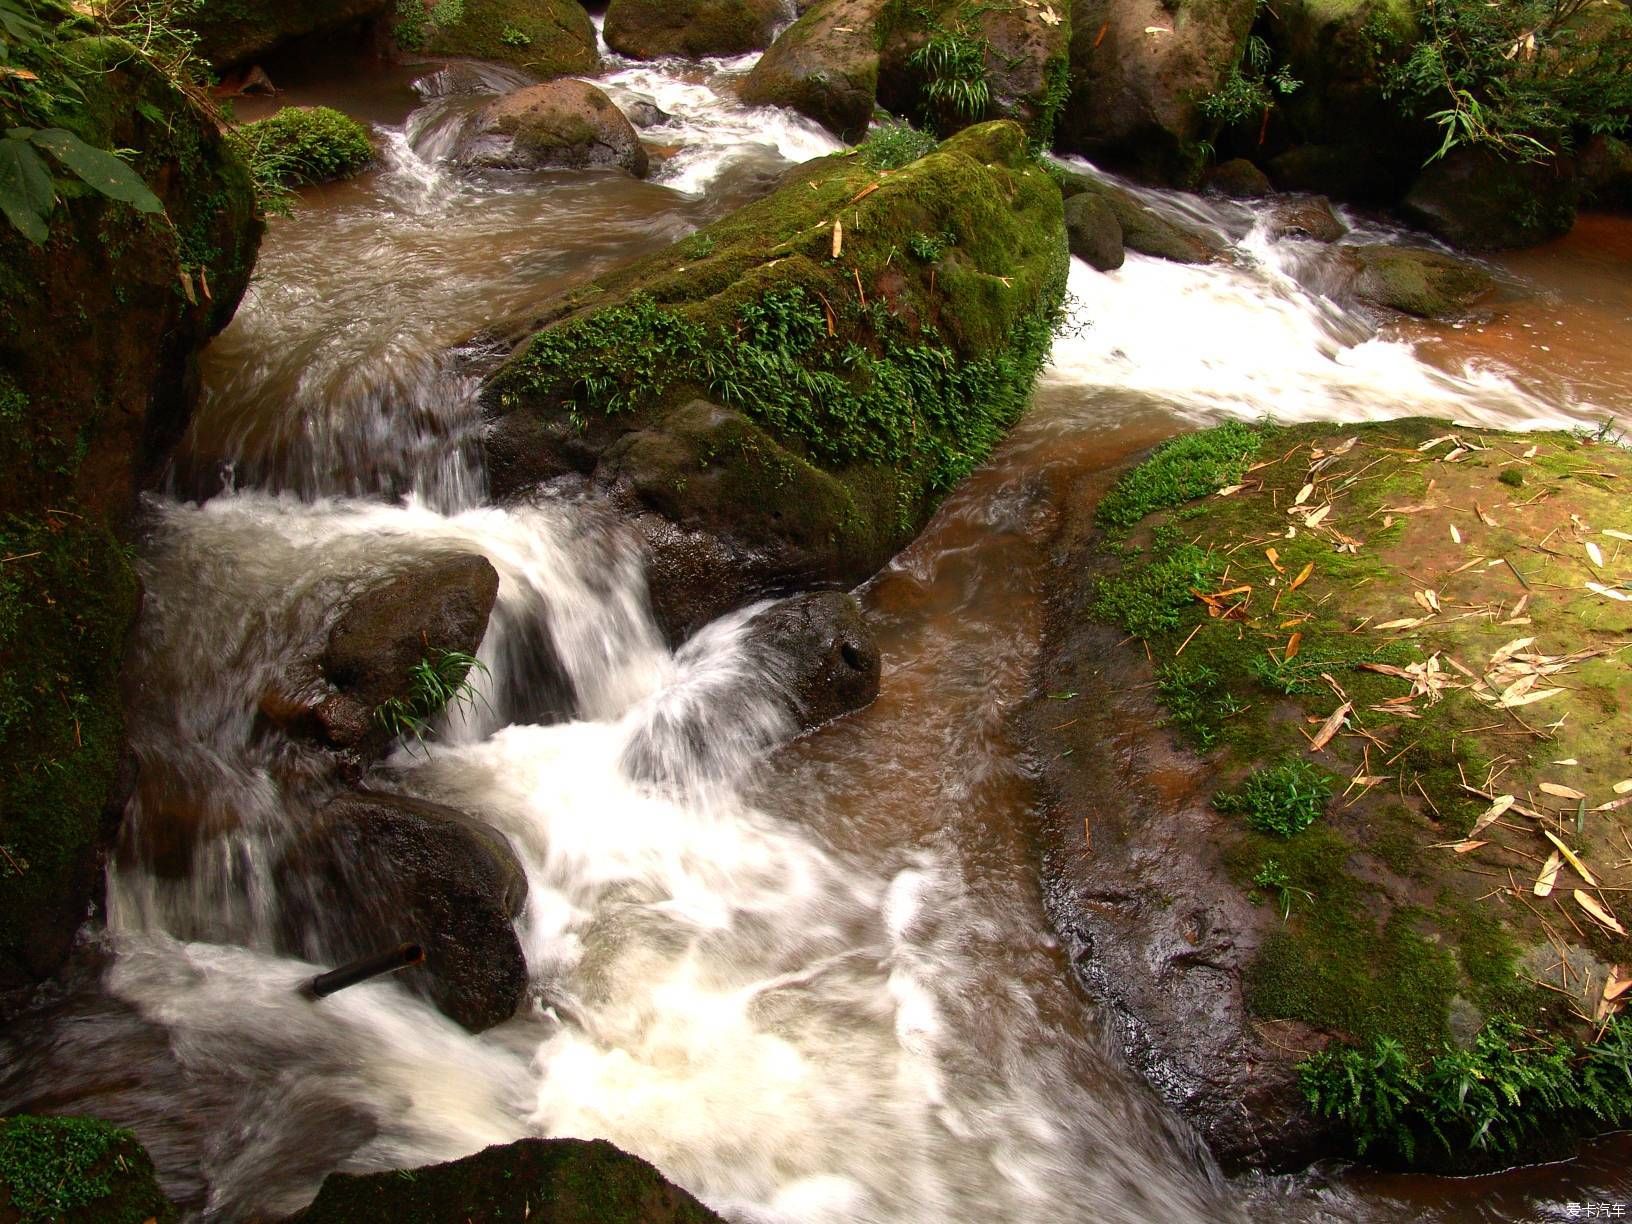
top-left (395, 0), bottom-right (600, 77)
top-left (1088, 416), bottom-right (1632, 1167)
top-left (0, 1116), bottom-right (176, 1224)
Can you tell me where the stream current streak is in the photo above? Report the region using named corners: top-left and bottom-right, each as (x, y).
top-left (3, 45), bottom-right (1625, 1224)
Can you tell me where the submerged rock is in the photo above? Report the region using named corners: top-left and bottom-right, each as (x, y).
top-left (0, 34), bottom-right (260, 1009)
top-left (1055, 167), bottom-right (1222, 264)
top-left (1057, 0), bottom-right (1256, 185)
top-left (294, 1137), bottom-right (723, 1222)
top-left (1401, 146), bottom-right (1578, 250)
top-left (393, 0), bottom-right (600, 78)
top-left (1343, 243), bottom-right (1496, 318)
top-left (1265, 195), bottom-right (1345, 243)
top-left (740, 0), bottom-right (888, 141)
top-left (744, 591), bottom-right (881, 730)
top-left (1062, 192), bottom-right (1124, 271)
top-left (480, 121), bottom-right (1067, 638)
top-left (603, 0), bottom-right (782, 59)
top-left (458, 80), bottom-right (649, 176)
top-left (0, 1115), bottom-right (177, 1223)
top-left (277, 790), bottom-right (529, 1033)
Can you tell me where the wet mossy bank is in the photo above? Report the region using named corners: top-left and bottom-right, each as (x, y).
top-left (1023, 417), bottom-right (1632, 1173)
top-left (479, 120), bottom-right (1068, 639)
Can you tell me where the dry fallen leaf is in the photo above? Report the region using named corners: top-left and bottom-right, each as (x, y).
top-left (1539, 783), bottom-right (1587, 801)
top-left (1289, 561), bottom-right (1314, 592)
top-left (1605, 529), bottom-right (1632, 543)
top-left (1285, 631), bottom-right (1302, 662)
top-left (1376, 617), bottom-right (1427, 630)
top-left (1476, 503), bottom-right (1500, 527)
top-left (1265, 547), bottom-right (1283, 573)
top-left (1586, 582), bottom-right (1632, 602)
top-left (1450, 523), bottom-right (1462, 545)
top-left (831, 218), bottom-right (843, 259)
top-left (1216, 484), bottom-right (1244, 497)
top-left (1469, 794), bottom-right (1515, 836)
top-left (1305, 505), bottom-right (1331, 528)
top-left (1615, 779), bottom-right (1632, 795)
top-left (1586, 541), bottom-right (1605, 567)
top-left (1543, 829), bottom-right (1598, 887)
top-left (1295, 482), bottom-right (1314, 506)
top-left (1452, 839), bottom-right (1487, 853)
top-left (1575, 890), bottom-right (1627, 937)
top-left (1309, 702), bottom-right (1353, 752)
top-left (1534, 851), bottom-right (1562, 897)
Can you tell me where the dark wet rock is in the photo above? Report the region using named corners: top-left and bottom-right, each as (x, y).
top-left (604, 0), bottom-right (782, 59)
top-left (1203, 158), bottom-right (1272, 199)
top-left (393, 0), bottom-right (600, 77)
top-left (1577, 133), bottom-right (1632, 210)
top-left (1401, 146), bottom-right (1578, 251)
top-left (310, 552), bottom-right (500, 754)
top-left (1343, 243), bottom-right (1496, 319)
top-left (0, 1115), bottom-right (178, 1223)
top-left (740, 0), bottom-right (888, 141)
top-left (875, 0), bottom-right (1071, 143)
top-left (622, 97), bottom-right (673, 128)
top-left (744, 591), bottom-right (881, 730)
top-left (294, 1137), bottom-right (723, 1223)
top-left (1058, 0), bottom-right (1256, 185)
top-left (1062, 192), bottom-right (1124, 271)
top-left (277, 790), bottom-right (528, 1033)
top-left (1056, 167), bottom-right (1222, 264)
top-left (457, 80), bottom-right (649, 176)
top-left (185, 0), bottom-right (391, 70)
top-left (480, 122), bottom-right (1066, 641)
top-left (0, 36), bottom-right (260, 1009)
top-left (1266, 195), bottom-right (1345, 243)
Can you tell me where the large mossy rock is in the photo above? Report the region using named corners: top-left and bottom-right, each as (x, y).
top-left (480, 121), bottom-right (1066, 638)
top-left (395, 0), bottom-right (601, 77)
top-left (1342, 243), bottom-right (1496, 319)
top-left (1027, 418), bottom-right (1632, 1172)
top-left (603, 0), bottom-right (782, 59)
top-left (276, 790), bottom-right (529, 1033)
top-left (295, 1137), bottom-right (723, 1223)
top-left (1057, 0), bottom-right (1256, 185)
top-left (456, 80), bottom-right (649, 175)
top-left (0, 37), bottom-right (260, 1010)
top-left (185, 0), bottom-right (391, 69)
top-left (1055, 166), bottom-right (1222, 263)
top-left (0, 1115), bottom-right (177, 1223)
top-left (739, 0), bottom-right (888, 141)
top-left (1401, 146), bottom-right (1579, 250)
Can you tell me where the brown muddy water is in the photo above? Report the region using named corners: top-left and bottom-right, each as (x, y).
top-left (2, 42), bottom-right (1630, 1223)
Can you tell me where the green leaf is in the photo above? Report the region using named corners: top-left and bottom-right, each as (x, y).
top-left (0, 137), bottom-right (54, 243)
top-left (30, 127), bottom-right (164, 214)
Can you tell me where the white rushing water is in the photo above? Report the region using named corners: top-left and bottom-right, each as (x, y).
top-left (10, 44), bottom-right (1618, 1224)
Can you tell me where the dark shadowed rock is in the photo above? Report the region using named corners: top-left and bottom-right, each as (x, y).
top-left (277, 790), bottom-right (528, 1032)
top-left (1579, 133), bottom-right (1632, 209)
top-left (1203, 158), bottom-right (1272, 199)
top-left (185, 0), bottom-right (390, 70)
top-left (1266, 195), bottom-right (1345, 242)
top-left (604, 0), bottom-right (782, 59)
top-left (744, 591), bottom-right (881, 730)
top-left (1056, 167), bottom-right (1222, 263)
top-left (294, 1137), bottom-right (724, 1223)
top-left (1401, 146), bottom-right (1578, 250)
top-left (740, 0), bottom-right (887, 141)
top-left (457, 80), bottom-right (648, 176)
top-left (1343, 243), bottom-right (1496, 318)
top-left (1062, 192), bottom-right (1124, 270)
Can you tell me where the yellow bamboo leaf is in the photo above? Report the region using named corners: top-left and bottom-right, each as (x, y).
top-left (1533, 851), bottom-right (1561, 897)
top-left (1574, 890), bottom-right (1627, 937)
top-left (1543, 830), bottom-right (1598, 888)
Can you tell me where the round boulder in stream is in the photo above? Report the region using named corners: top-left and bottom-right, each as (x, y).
top-left (277, 790), bottom-right (529, 1033)
top-left (457, 80), bottom-right (649, 177)
top-left (1342, 243), bottom-right (1496, 319)
top-left (745, 591), bottom-right (881, 730)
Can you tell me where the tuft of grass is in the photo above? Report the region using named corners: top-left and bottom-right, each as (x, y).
top-left (1497, 466), bottom-right (1524, 488)
top-left (909, 25), bottom-right (991, 131)
top-left (1092, 542), bottom-right (1220, 639)
top-left (1252, 856), bottom-right (1313, 920)
top-left (853, 119), bottom-right (939, 170)
top-left (1216, 755), bottom-right (1333, 837)
top-left (1095, 422), bottom-right (1263, 531)
top-left (374, 648), bottom-right (489, 748)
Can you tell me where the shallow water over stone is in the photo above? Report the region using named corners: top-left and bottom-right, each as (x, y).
top-left (3, 42), bottom-right (1630, 1224)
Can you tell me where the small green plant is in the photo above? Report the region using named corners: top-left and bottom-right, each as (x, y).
top-left (1096, 422), bottom-right (1262, 531)
top-left (230, 105), bottom-right (372, 200)
top-left (1092, 542), bottom-right (1221, 640)
top-left (909, 25), bottom-right (991, 132)
top-left (499, 23), bottom-right (530, 47)
top-left (1154, 660), bottom-right (1249, 750)
top-left (1216, 756), bottom-right (1332, 837)
top-left (1199, 33), bottom-right (1302, 130)
top-left (853, 119), bottom-right (938, 170)
top-left (1251, 857), bottom-right (1313, 920)
top-left (907, 230), bottom-right (951, 262)
top-left (1250, 642), bottom-right (1412, 696)
top-left (1497, 466), bottom-right (1524, 488)
top-left (373, 648), bottom-right (489, 748)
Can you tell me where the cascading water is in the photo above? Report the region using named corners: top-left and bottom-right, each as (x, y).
top-left (3, 39), bottom-right (1629, 1224)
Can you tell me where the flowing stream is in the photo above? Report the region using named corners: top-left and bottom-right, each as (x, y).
top-left (3, 37), bottom-right (1631, 1223)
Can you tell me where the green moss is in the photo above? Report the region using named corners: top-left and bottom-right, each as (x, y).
top-left (1093, 541), bottom-right (1221, 638)
top-left (1095, 421), bottom-right (1262, 531)
top-left (854, 119), bottom-right (940, 170)
top-left (0, 1116), bottom-right (174, 1224)
top-left (1216, 755), bottom-right (1334, 836)
top-left (397, 0), bottom-right (598, 73)
top-left (233, 105), bottom-right (373, 188)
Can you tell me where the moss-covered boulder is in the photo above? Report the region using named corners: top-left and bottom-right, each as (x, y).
top-left (603, 0), bottom-right (782, 59)
top-left (184, 0), bottom-right (391, 69)
top-left (1401, 146), bottom-right (1579, 250)
top-left (1061, 191), bottom-right (1123, 270)
top-left (1057, 0), bottom-right (1256, 185)
top-left (455, 80), bottom-right (649, 175)
top-left (739, 0), bottom-right (888, 141)
top-left (0, 36), bottom-right (261, 1009)
top-left (394, 0), bottom-right (601, 77)
top-left (480, 121), bottom-right (1066, 638)
top-left (1201, 156), bottom-right (1271, 199)
top-left (874, 0), bottom-right (1071, 144)
top-left (0, 1116), bottom-right (176, 1224)
top-left (1055, 165), bottom-right (1222, 263)
top-left (295, 1137), bottom-right (723, 1222)
top-left (1343, 242), bottom-right (1496, 318)
top-left (236, 105), bottom-right (375, 186)
top-left (1026, 417), bottom-right (1632, 1172)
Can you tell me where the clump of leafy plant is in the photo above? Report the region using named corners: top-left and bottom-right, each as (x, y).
top-left (1092, 542), bottom-right (1221, 639)
top-left (1096, 422), bottom-right (1262, 531)
top-left (909, 24), bottom-right (991, 132)
top-left (908, 230), bottom-right (952, 262)
top-left (1154, 660), bottom-right (1248, 750)
top-left (1382, 0), bottom-right (1632, 162)
top-left (1199, 30), bottom-right (1301, 130)
top-left (1251, 857), bottom-right (1313, 920)
top-left (0, 1115), bottom-right (140, 1223)
top-left (373, 648), bottom-right (489, 748)
top-left (1301, 1017), bottom-right (1632, 1166)
top-left (0, 0), bottom-right (168, 243)
top-left (230, 105), bottom-right (372, 199)
top-left (499, 23), bottom-right (531, 47)
top-left (1216, 755), bottom-right (1332, 837)
top-left (393, 0), bottom-right (467, 50)
top-left (854, 119), bottom-right (938, 170)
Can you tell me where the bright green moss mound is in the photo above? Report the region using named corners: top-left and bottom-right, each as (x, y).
top-left (235, 105), bottom-right (373, 187)
top-left (1095, 420), bottom-right (1263, 530)
top-left (0, 1116), bottom-right (175, 1224)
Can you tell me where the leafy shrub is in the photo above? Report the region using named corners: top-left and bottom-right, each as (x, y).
top-left (1095, 422), bottom-right (1262, 531)
top-left (1215, 755), bottom-right (1332, 837)
top-left (499, 23), bottom-right (530, 47)
top-left (1199, 33), bottom-right (1301, 128)
top-left (854, 120), bottom-right (938, 170)
top-left (231, 105), bottom-right (372, 202)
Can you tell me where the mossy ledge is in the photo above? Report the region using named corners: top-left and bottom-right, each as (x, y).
top-left (480, 120), bottom-right (1067, 636)
top-left (1026, 416), bottom-right (1632, 1173)
top-left (0, 1115), bottom-right (176, 1224)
